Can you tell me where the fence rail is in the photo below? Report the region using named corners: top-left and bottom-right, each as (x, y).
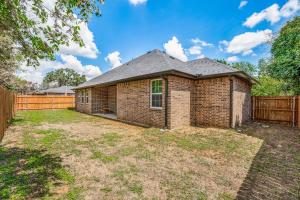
top-left (16, 95), bottom-right (75, 110)
top-left (252, 96), bottom-right (300, 128)
top-left (0, 86), bottom-right (16, 141)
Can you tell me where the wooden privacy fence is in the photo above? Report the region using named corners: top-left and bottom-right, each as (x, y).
top-left (0, 86), bottom-right (16, 141)
top-left (16, 95), bottom-right (75, 110)
top-left (252, 96), bottom-right (300, 128)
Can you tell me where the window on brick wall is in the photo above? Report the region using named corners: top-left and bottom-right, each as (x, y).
top-left (85, 89), bottom-right (89, 103)
top-left (150, 79), bottom-right (162, 108)
top-left (77, 91), bottom-right (81, 103)
top-left (81, 90), bottom-right (85, 103)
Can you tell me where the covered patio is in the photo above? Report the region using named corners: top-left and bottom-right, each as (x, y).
top-left (91, 85), bottom-right (117, 117)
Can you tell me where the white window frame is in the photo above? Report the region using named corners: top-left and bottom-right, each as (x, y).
top-left (81, 90), bottom-right (85, 103)
top-left (78, 91), bottom-right (81, 103)
top-left (85, 89), bottom-right (89, 103)
top-left (150, 79), bottom-right (163, 109)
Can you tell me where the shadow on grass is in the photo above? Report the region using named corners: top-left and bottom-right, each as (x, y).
top-left (0, 147), bottom-right (65, 199)
top-left (237, 123), bottom-right (300, 200)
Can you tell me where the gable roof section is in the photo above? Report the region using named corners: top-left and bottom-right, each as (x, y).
top-left (76, 49), bottom-right (255, 89)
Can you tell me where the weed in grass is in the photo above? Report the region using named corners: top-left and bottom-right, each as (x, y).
top-left (63, 187), bottom-right (83, 200)
top-left (102, 132), bottom-right (122, 146)
top-left (101, 187), bottom-right (113, 193)
top-left (54, 168), bottom-right (75, 184)
top-left (117, 146), bottom-right (137, 157)
top-left (217, 192), bottom-right (234, 200)
top-left (40, 130), bottom-right (63, 148)
top-left (112, 165), bottom-right (139, 182)
top-left (23, 132), bottom-right (37, 149)
top-left (90, 150), bottom-right (119, 163)
top-left (196, 191), bottom-right (207, 200)
top-left (128, 182), bottom-right (143, 195)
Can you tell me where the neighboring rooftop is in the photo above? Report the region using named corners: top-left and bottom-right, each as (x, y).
top-left (37, 86), bottom-right (75, 94)
top-left (76, 49), bottom-right (254, 89)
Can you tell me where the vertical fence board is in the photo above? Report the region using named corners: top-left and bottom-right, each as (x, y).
top-left (16, 95), bottom-right (75, 110)
top-left (0, 86), bottom-right (16, 141)
top-left (252, 96), bottom-right (299, 127)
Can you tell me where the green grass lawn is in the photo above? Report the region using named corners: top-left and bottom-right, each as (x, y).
top-left (1, 110), bottom-right (267, 200)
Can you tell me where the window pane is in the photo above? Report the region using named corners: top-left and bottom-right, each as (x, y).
top-left (151, 94), bottom-right (162, 107)
top-left (152, 80), bottom-right (162, 93)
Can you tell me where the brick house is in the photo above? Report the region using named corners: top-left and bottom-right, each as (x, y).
top-left (74, 49), bottom-right (256, 129)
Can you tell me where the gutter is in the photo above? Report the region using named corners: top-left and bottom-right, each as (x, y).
top-left (229, 78), bottom-right (234, 128)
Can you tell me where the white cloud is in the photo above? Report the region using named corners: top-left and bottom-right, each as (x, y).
top-left (225, 29), bottom-right (273, 55)
top-left (227, 56), bottom-right (239, 62)
top-left (218, 40), bottom-right (229, 52)
top-left (187, 38), bottom-right (213, 59)
top-left (163, 36), bottom-right (188, 62)
top-left (188, 46), bottom-right (202, 55)
top-left (239, 1), bottom-right (248, 9)
top-left (59, 22), bottom-right (99, 59)
top-left (18, 55), bottom-right (102, 83)
top-left (129, 0), bottom-right (147, 5)
top-left (281, 0), bottom-right (300, 17)
top-left (191, 38), bottom-right (213, 47)
top-left (105, 51), bottom-right (122, 68)
top-left (244, 0), bottom-right (300, 28)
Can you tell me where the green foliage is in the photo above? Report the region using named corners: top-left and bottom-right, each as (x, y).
top-left (268, 16), bottom-right (300, 94)
top-left (0, 0), bottom-right (104, 67)
top-left (230, 61), bottom-right (257, 76)
top-left (214, 59), bottom-right (257, 76)
top-left (251, 76), bottom-right (293, 96)
top-left (43, 68), bottom-right (86, 87)
top-left (90, 150), bottom-right (119, 163)
top-left (128, 182), bottom-right (143, 195)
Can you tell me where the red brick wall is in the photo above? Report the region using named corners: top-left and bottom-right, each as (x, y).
top-left (75, 88), bottom-right (92, 114)
top-left (117, 79), bottom-right (165, 128)
top-left (76, 75), bottom-right (251, 129)
top-left (168, 76), bottom-right (194, 129)
top-left (193, 77), bottom-right (231, 128)
top-left (232, 77), bottom-right (252, 127)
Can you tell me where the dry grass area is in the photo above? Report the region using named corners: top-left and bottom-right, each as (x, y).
top-left (2, 110), bottom-right (298, 200)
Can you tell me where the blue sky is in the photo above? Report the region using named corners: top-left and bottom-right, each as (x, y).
top-left (19, 0), bottom-right (300, 83)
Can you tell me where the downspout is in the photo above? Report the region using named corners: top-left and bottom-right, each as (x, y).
top-left (229, 78), bottom-right (233, 128)
top-left (163, 76), bottom-right (169, 129)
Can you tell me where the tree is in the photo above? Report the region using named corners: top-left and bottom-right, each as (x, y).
top-left (257, 58), bottom-right (271, 76)
top-left (43, 68), bottom-right (86, 87)
top-left (251, 76), bottom-right (292, 96)
top-left (0, 0), bottom-right (104, 67)
top-left (230, 61), bottom-right (257, 76)
top-left (0, 35), bottom-right (19, 87)
top-left (214, 59), bottom-right (257, 76)
top-left (268, 16), bottom-right (300, 94)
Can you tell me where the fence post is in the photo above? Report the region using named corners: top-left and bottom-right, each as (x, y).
top-left (292, 96), bottom-right (296, 127)
top-left (298, 96), bottom-right (300, 128)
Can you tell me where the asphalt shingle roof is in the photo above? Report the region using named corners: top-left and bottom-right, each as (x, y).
top-left (76, 49), bottom-right (246, 89)
top-left (38, 86), bottom-right (75, 94)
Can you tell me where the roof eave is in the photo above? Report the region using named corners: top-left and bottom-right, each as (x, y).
top-left (73, 70), bottom-right (257, 90)
top-left (73, 70), bottom-right (196, 90)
